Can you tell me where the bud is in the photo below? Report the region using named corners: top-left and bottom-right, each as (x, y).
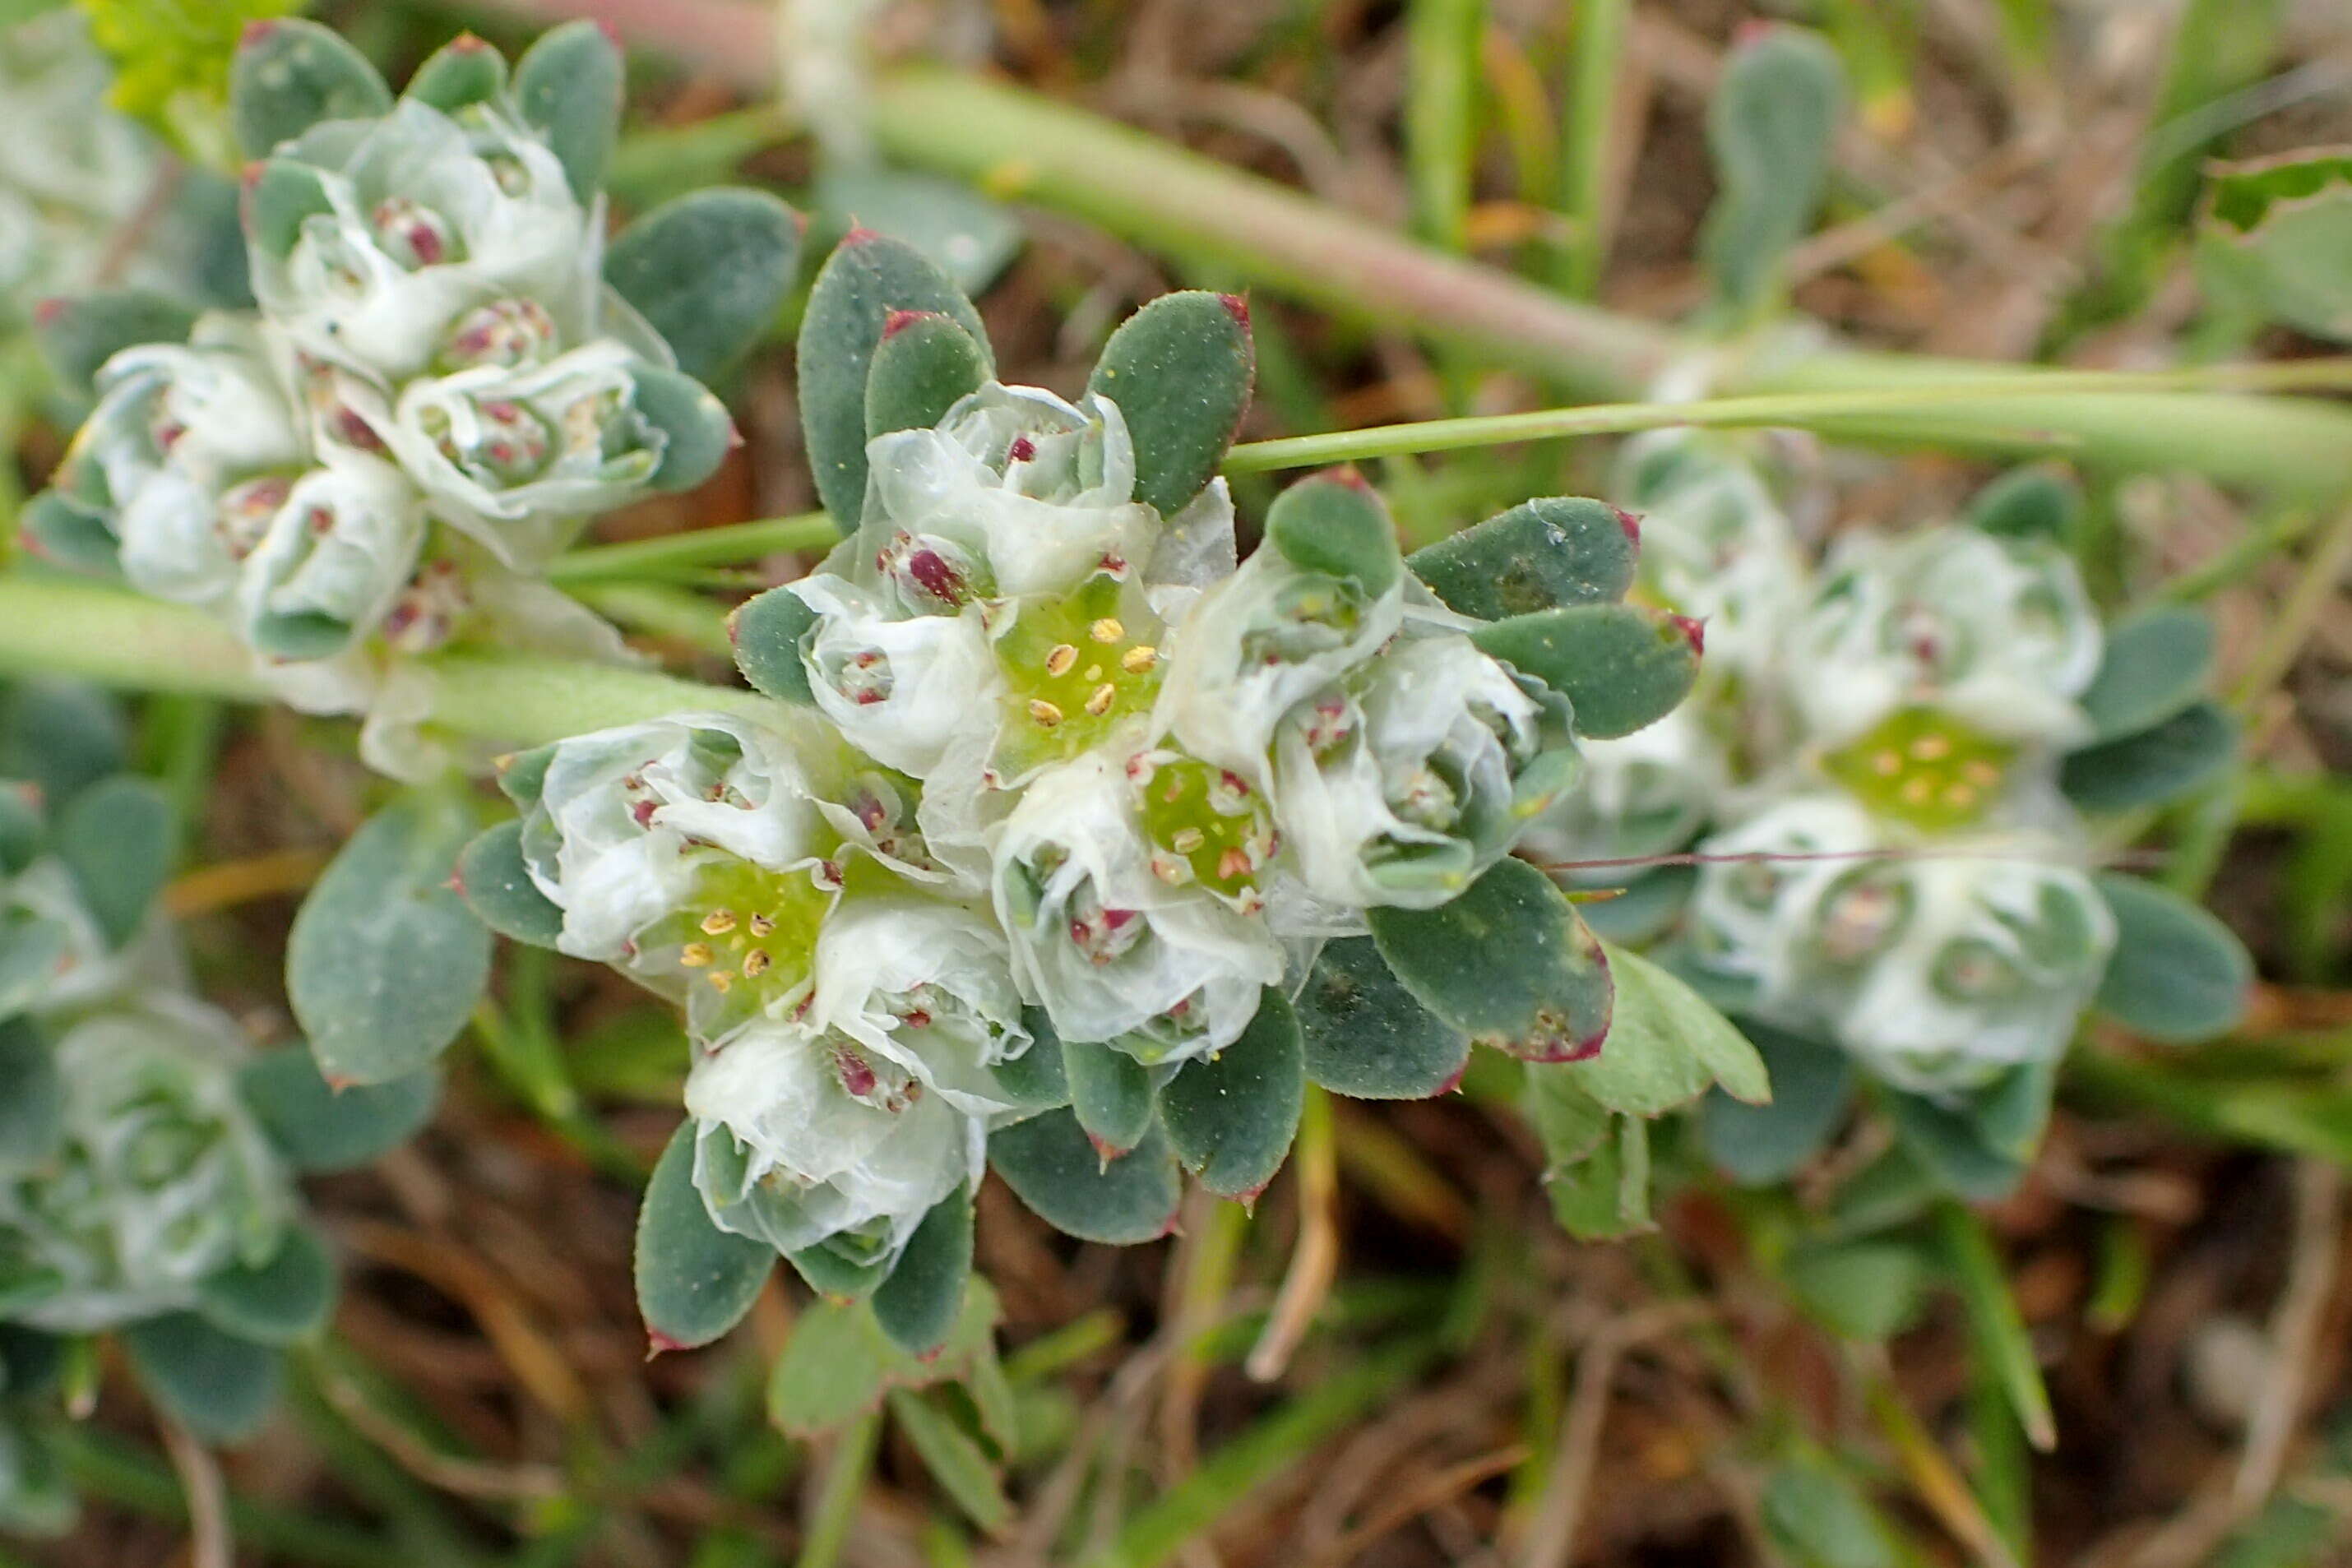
top-left (234, 456), bottom-right (426, 663)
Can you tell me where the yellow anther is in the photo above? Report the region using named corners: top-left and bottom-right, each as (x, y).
top-left (743, 948), bottom-right (772, 978)
top-left (707, 971), bottom-right (734, 993)
top-left (1170, 827), bottom-right (1206, 853)
top-left (1942, 784), bottom-right (1979, 811)
top-left (1121, 645), bottom-right (1159, 673)
top-left (1045, 643), bottom-right (1078, 677)
top-left (1084, 682), bottom-right (1117, 716)
top-left (1090, 617), bottom-right (1124, 644)
top-left (1961, 759), bottom-right (2001, 787)
top-left (701, 909), bottom-right (738, 935)
top-left (748, 913), bottom-right (776, 938)
top-left (1899, 776), bottom-right (1934, 806)
top-left (1910, 733), bottom-right (1952, 761)
top-left (1030, 699), bottom-right (1064, 728)
top-left (680, 942), bottom-right (714, 968)
top-left (1872, 751), bottom-right (1902, 777)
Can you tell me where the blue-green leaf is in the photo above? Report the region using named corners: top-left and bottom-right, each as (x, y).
top-left (121, 1312), bottom-right (283, 1443)
top-left (1369, 858), bottom-right (1613, 1062)
top-left (1559, 942), bottom-right (1769, 1115)
top-left (1264, 470), bottom-right (1401, 598)
top-left (2094, 872), bottom-right (2252, 1043)
top-left (863, 310), bottom-right (990, 440)
top-left (1700, 1022), bottom-right (1851, 1186)
top-left (2060, 700), bottom-right (2236, 812)
top-left (0, 1021), bottom-right (62, 1177)
top-left (512, 21), bottom-right (622, 203)
top-left (988, 1110), bottom-right (1180, 1246)
top-left (1699, 25), bottom-right (1844, 317)
top-left (286, 794), bottom-right (490, 1086)
top-left (2077, 606), bottom-right (2215, 742)
top-left (32, 290), bottom-right (196, 401)
top-left (195, 1224), bottom-right (335, 1345)
top-left (1063, 1038), bottom-right (1155, 1160)
top-left (1086, 291), bottom-right (1255, 519)
top-left (1294, 937), bottom-right (1469, 1100)
top-left (53, 775), bottom-right (176, 948)
top-left (237, 1048), bottom-right (438, 1171)
top-left (1406, 497), bottom-right (1639, 618)
top-left (637, 1122), bottom-right (773, 1352)
top-left (872, 1186), bottom-right (973, 1358)
top-left (728, 587), bottom-right (819, 705)
top-left (229, 18), bottom-right (391, 160)
top-left (1160, 989), bottom-right (1304, 1200)
top-left (454, 821), bottom-right (563, 948)
top-left (1470, 604), bottom-right (1701, 740)
top-left (605, 189), bottom-right (803, 383)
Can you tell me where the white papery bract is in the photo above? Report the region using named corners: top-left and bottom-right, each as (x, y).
top-left (788, 573), bottom-right (998, 779)
top-left (1155, 537), bottom-right (1405, 782)
top-left (1520, 707), bottom-right (1727, 880)
top-left (251, 98), bottom-right (599, 382)
top-left (992, 752), bottom-right (1282, 1065)
top-left (0, 999), bottom-right (292, 1334)
top-left (861, 384), bottom-right (1155, 604)
top-left (686, 1018), bottom-right (979, 1264)
top-left (1789, 526), bottom-right (2103, 752)
top-left (1683, 793), bottom-right (1879, 1004)
top-left (0, 13), bottom-right (169, 316)
top-left (804, 895), bottom-right (1030, 1103)
top-left (1274, 633), bottom-right (1573, 909)
top-left (381, 340), bottom-right (674, 567)
top-left (234, 454), bottom-right (427, 664)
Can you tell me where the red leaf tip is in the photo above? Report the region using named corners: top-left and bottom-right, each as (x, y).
top-left (1668, 613), bottom-right (1706, 657)
top-left (1323, 465), bottom-right (1373, 492)
top-left (1613, 506), bottom-right (1642, 544)
top-left (238, 19), bottom-right (280, 48)
top-left (448, 32), bottom-right (490, 52)
top-left (840, 226), bottom-right (882, 247)
top-left (1217, 293), bottom-right (1251, 328)
top-left (31, 297), bottom-right (66, 327)
top-left (645, 1331), bottom-right (687, 1360)
top-left (879, 308), bottom-right (932, 341)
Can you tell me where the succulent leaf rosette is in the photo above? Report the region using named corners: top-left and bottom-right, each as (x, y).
top-left (21, 22), bottom-right (799, 779)
top-left (463, 234), bottom-right (1714, 1356)
top-left (1530, 432), bottom-right (2249, 1196)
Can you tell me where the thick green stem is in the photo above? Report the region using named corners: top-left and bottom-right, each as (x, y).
top-left (0, 578), bottom-right (765, 746)
top-left (545, 513), bottom-right (836, 584)
top-left (1223, 360), bottom-right (2352, 471)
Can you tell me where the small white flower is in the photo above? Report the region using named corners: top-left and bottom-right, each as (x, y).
top-left (234, 454), bottom-right (427, 664)
top-left (1520, 708), bottom-right (1729, 879)
top-left (251, 97), bottom-right (600, 381)
top-left (805, 894), bottom-right (1030, 1113)
top-left (787, 574), bottom-right (998, 779)
top-left (0, 13), bottom-right (169, 312)
top-left (1273, 634), bottom-right (1572, 909)
top-left (1683, 793), bottom-right (1879, 1002)
top-left (59, 318), bottom-right (307, 605)
top-left (990, 752), bottom-right (1282, 1065)
top-left (1806, 851), bottom-right (2115, 1097)
top-left (861, 383), bottom-right (1155, 601)
top-left (380, 339), bottom-right (680, 567)
top-left (1155, 539), bottom-right (1405, 781)
top-left (1789, 527), bottom-right (2103, 752)
top-left (685, 1017), bottom-right (979, 1262)
top-left (0, 997), bottom-right (292, 1334)
top-left (0, 858), bottom-right (137, 1018)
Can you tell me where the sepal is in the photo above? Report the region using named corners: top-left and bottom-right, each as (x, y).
top-left (635, 1122), bottom-right (774, 1351)
top-left (1085, 290), bottom-right (1255, 517)
top-left (229, 18), bottom-right (394, 160)
top-left (1159, 988), bottom-right (1303, 1200)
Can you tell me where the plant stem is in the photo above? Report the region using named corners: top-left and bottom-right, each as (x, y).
top-left (0, 578), bottom-right (770, 747)
top-left (1223, 360), bottom-right (2352, 472)
top-left (794, 1411), bottom-right (882, 1568)
top-left (1555, 0), bottom-right (1631, 297)
top-left (545, 513), bottom-right (836, 584)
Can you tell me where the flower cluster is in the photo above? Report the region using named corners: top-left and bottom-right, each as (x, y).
top-left (465, 259), bottom-right (1645, 1311)
top-left (1530, 431), bottom-right (2135, 1099)
top-left (23, 25), bottom-right (752, 774)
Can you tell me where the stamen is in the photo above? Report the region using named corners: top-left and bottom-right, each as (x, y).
top-left (1121, 645), bottom-right (1158, 673)
top-left (1045, 643), bottom-right (1078, 677)
top-left (748, 914), bottom-right (776, 938)
top-left (680, 943), bottom-right (714, 968)
top-left (1084, 683), bottom-right (1118, 716)
top-left (1090, 617), bottom-right (1124, 644)
top-left (701, 909), bottom-right (738, 935)
top-left (1030, 699), bottom-right (1064, 728)
top-left (742, 949), bottom-right (772, 978)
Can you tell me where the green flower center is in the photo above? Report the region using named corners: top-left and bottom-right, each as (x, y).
top-left (1822, 707), bottom-right (2013, 831)
top-left (990, 574), bottom-right (1164, 780)
top-left (1131, 751), bottom-right (1276, 909)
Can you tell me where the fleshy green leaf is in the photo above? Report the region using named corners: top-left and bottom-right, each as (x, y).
top-left (988, 1009), bottom-right (1072, 1118)
top-left (454, 821), bottom-right (563, 948)
top-left (637, 1122), bottom-right (774, 1352)
top-left (1558, 942), bottom-right (1769, 1115)
top-left (785, 1238), bottom-right (888, 1302)
top-left (605, 189), bottom-right (803, 383)
top-left (1882, 1061), bottom-right (2054, 1203)
top-left (767, 1280), bottom-right (1000, 1439)
top-left (237, 1048), bottom-right (439, 1171)
top-left (194, 1224), bottom-right (335, 1345)
top-left (887, 1388), bottom-right (1011, 1533)
top-left (1294, 936), bottom-right (1469, 1100)
top-left (1470, 604), bottom-right (1701, 740)
top-left (728, 587), bottom-right (819, 705)
top-left (988, 1110), bottom-right (1180, 1246)
top-left (798, 232), bottom-right (990, 528)
top-left (1965, 466), bottom-right (2081, 543)
top-left (32, 291), bottom-right (196, 401)
top-left (0, 1413), bottom-right (76, 1538)
top-left (631, 368), bottom-right (737, 493)
top-left (2197, 151), bottom-right (2352, 344)
top-left (512, 21), bottom-right (623, 204)
top-left (286, 793), bottom-right (490, 1085)
top-left (2077, 606), bottom-right (2215, 742)
top-left (228, 18), bottom-right (392, 161)
top-left (1781, 1239), bottom-right (1931, 1341)
top-left (0, 682), bottom-right (127, 808)
top-left (1700, 1023), bottom-right (1852, 1186)
top-left (864, 311), bottom-right (991, 441)
top-left (813, 165), bottom-right (1025, 295)
top-left (1368, 858), bottom-right (1614, 1062)
top-left (0, 789), bottom-right (37, 879)
top-left (20, 493), bottom-right (123, 580)
top-left (2059, 699), bottom-right (2236, 812)
top-left (1699, 25), bottom-right (1845, 317)
top-left (243, 158), bottom-right (334, 261)
top-left (872, 1186), bottom-right (973, 1358)
top-left (1405, 497), bottom-right (1639, 618)
top-left (1263, 469), bottom-right (1401, 597)
top-left (1526, 1071), bottom-right (1653, 1242)
top-left (120, 1312), bottom-right (283, 1444)
top-left (1159, 989), bottom-right (1304, 1200)
top-left (53, 775), bottom-right (175, 948)
top-left (1063, 1038), bottom-right (1155, 1160)
top-left (402, 33), bottom-right (507, 113)
top-left (0, 1021), bottom-right (62, 1178)
top-left (2093, 872), bottom-right (2252, 1043)
top-left (1086, 290), bottom-right (1255, 518)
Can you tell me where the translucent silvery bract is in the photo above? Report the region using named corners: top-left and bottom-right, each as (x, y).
top-left (0, 999), bottom-right (292, 1334)
top-left (234, 453), bottom-right (426, 664)
top-left (1274, 632), bottom-right (1576, 909)
top-left (0, 861), bottom-right (136, 1020)
top-left (1788, 526), bottom-right (2103, 753)
top-left (1518, 707), bottom-right (1727, 883)
top-left (991, 752), bottom-right (1283, 1066)
top-left (0, 13), bottom-right (169, 316)
top-left (683, 897), bottom-right (1024, 1265)
top-left (250, 98), bottom-right (600, 384)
